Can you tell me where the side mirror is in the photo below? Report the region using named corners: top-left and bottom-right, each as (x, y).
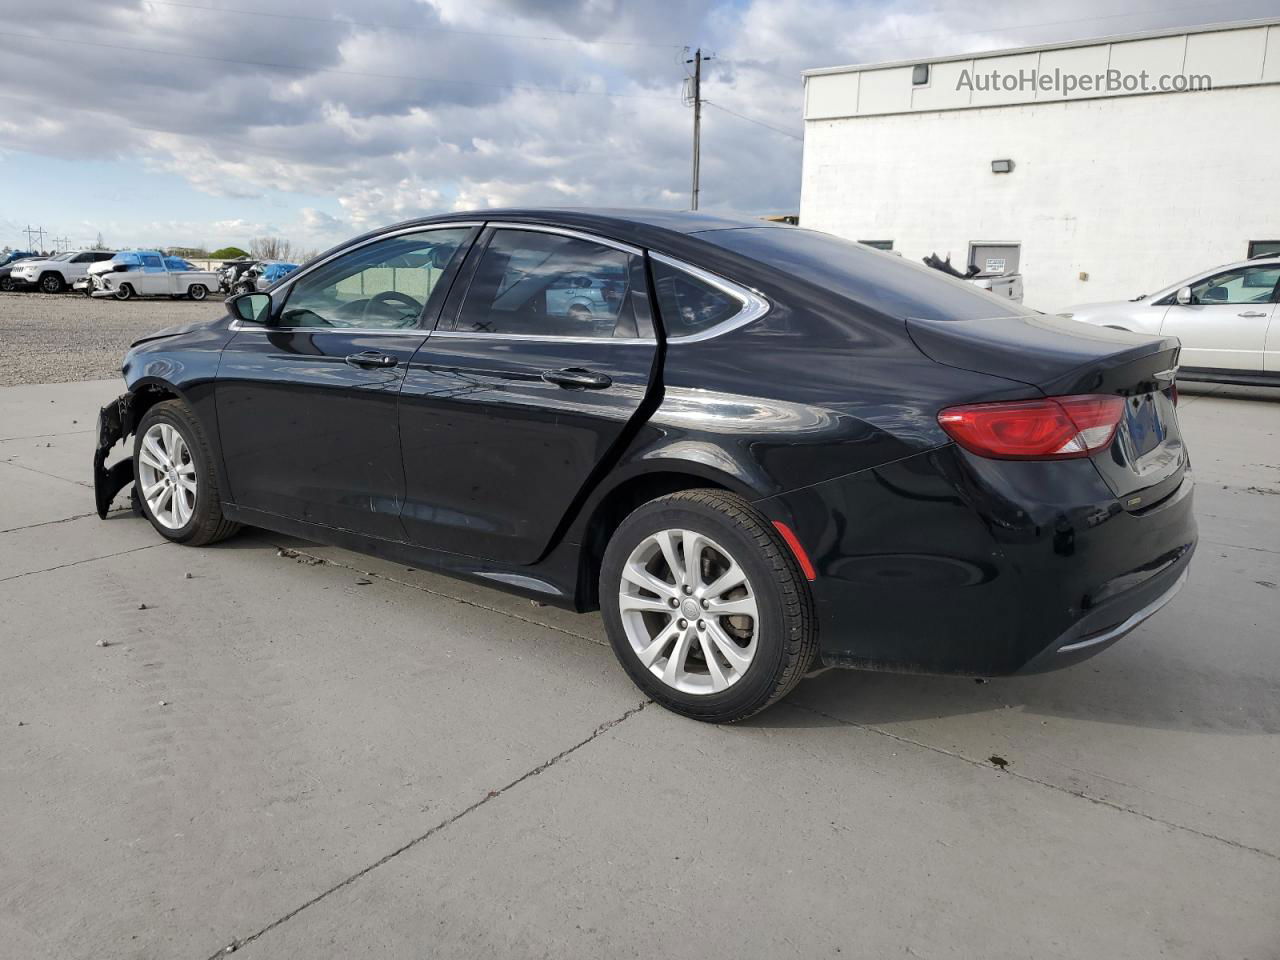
top-left (1175, 286), bottom-right (1193, 305)
top-left (229, 292), bottom-right (271, 324)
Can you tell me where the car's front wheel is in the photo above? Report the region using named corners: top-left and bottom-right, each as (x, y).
top-left (0, 276), bottom-right (14, 292)
top-left (133, 400), bottom-right (240, 546)
top-left (115, 283), bottom-right (135, 301)
top-left (600, 490), bottom-right (817, 722)
top-left (39, 273), bottom-right (64, 294)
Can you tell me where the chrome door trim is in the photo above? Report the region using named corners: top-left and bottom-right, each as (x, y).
top-left (484, 221), bottom-right (644, 257)
top-left (648, 252), bottom-right (771, 344)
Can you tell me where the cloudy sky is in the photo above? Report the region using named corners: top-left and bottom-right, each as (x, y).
top-left (0, 0), bottom-right (1274, 252)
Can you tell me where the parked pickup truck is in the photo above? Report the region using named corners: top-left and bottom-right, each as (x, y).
top-left (86, 251), bottom-right (219, 301)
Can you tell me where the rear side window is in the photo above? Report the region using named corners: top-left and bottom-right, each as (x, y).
top-left (140, 254), bottom-right (164, 269)
top-left (453, 229), bottom-right (647, 339)
top-left (652, 260), bottom-right (742, 339)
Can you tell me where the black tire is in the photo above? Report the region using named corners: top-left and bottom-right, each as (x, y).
top-left (115, 283), bottom-right (134, 301)
top-left (133, 400), bottom-right (240, 546)
top-left (235, 281), bottom-right (254, 295)
top-left (188, 283), bottom-right (207, 301)
top-left (39, 273), bottom-right (64, 294)
top-left (600, 489), bottom-right (817, 723)
top-left (0, 277), bottom-right (13, 292)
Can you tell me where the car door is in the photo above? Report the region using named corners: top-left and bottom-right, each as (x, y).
top-left (214, 225), bottom-right (477, 538)
top-left (133, 253), bottom-right (169, 295)
top-left (1159, 264), bottom-right (1280, 371)
top-left (398, 224), bottom-right (659, 564)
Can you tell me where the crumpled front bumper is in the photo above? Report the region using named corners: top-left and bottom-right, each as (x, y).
top-left (93, 393), bottom-right (136, 518)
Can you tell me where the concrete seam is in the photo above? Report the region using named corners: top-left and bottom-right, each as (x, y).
top-left (0, 542), bottom-right (165, 583)
top-left (0, 508), bottom-right (128, 535)
top-left (206, 700), bottom-right (649, 959)
top-left (0, 457), bottom-right (92, 489)
top-left (789, 702), bottom-right (1280, 864)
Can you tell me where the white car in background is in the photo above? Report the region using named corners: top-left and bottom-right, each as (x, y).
top-left (9, 250), bottom-right (116, 293)
top-left (87, 251), bottom-right (219, 301)
top-left (1064, 256), bottom-right (1280, 385)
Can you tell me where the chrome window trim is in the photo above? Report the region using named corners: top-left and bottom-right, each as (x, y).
top-left (648, 252), bottom-right (771, 344)
top-left (439, 222), bottom-right (653, 344)
top-left (228, 221), bottom-right (482, 335)
top-left (484, 221), bottom-right (643, 257)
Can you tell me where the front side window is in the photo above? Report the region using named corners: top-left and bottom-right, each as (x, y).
top-left (652, 259), bottom-right (742, 339)
top-left (1189, 266), bottom-right (1280, 305)
top-left (280, 229), bottom-right (470, 329)
top-left (453, 229), bottom-right (644, 338)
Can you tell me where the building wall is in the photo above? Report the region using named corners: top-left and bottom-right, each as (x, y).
top-left (799, 83), bottom-right (1280, 312)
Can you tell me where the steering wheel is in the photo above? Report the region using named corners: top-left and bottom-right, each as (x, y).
top-left (360, 290), bottom-right (423, 326)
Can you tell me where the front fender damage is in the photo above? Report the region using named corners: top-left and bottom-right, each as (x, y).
top-left (93, 392), bottom-right (137, 518)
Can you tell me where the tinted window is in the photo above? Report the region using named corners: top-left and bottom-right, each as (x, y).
top-left (95, 252), bottom-right (115, 261)
top-left (700, 226), bottom-right (1039, 322)
top-left (73, 253), bottom-right (94, 263)
top-left (1190, 266), bottom-right (1280, 305)
top-left (453, 229), bottom-right (643, 338)
top-left (280, 229), bottom-right (469, 329)
top-left (652, 260), bottom-right (741, 338)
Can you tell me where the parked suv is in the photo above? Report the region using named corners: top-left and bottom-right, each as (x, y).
top-left (0, 250), bottom-right (38, 269)
top-left (8, 250), bottom-right (116, 293)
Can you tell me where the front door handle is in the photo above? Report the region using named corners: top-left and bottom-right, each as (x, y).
top-left (345, 351), bottom-right (398, 369)
top-left (541, 367), bottom-right (612, 390)
top-left (1238, 311), bottom-right (1268, 318)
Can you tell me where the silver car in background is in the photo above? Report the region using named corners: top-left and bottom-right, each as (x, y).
top-left (1064, 256), bottom-right (1280, 384)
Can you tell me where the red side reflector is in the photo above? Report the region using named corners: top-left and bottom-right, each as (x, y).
top-left (937, 395), bottom-right (1125, 460)
top-left (772, 520), bottom-right (817, 581)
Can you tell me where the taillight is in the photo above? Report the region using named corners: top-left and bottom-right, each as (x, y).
top-left (938, 395), bottom-right (1125, 460)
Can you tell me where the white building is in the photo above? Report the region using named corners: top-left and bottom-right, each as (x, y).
top-left (799, 18), bottom-right (1280, 312)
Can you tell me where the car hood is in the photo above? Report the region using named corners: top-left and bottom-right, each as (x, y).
top-left (130, 315), bottom-right (226, 347)
top-left (11, 259), bottom-right (54, 271)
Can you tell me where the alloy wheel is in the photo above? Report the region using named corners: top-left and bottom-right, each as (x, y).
top-left (137, 422), bottom-right (197, 530)
top-left (618, 529), bottom-right (759, 694)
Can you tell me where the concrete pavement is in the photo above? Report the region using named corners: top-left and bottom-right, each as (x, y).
top-left (1, 378), bottom-right (1277, 959)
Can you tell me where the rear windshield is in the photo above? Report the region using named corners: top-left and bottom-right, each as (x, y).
top-left (697, 227), bottom-right (1039, 323)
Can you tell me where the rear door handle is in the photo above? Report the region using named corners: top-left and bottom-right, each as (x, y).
top-left (541, 367), bottom-right (612, 390)
top-left (345, 350), bottom-right (398, 369)
top-left (1238, 311), bottom-right (1268, 318)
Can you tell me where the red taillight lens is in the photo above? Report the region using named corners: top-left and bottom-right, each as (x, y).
top-left (938, 395), bottom-right (1125, 460)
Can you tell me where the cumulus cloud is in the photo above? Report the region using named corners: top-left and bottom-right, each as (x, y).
top-left (0, 0), bottom-right (1271, 247)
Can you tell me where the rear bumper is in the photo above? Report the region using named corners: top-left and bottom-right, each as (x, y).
top-left (757, 445), bottom-right (1197, 676)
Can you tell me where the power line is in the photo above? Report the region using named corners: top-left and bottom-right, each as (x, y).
top-left (132, 0), bottom-right (689, 49)
top-left (0, 30), bottom-right (678, 100)
top-left (704, 102), bottom-right (802, 141)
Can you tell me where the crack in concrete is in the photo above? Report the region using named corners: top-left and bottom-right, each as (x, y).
top-left (0, 457), bottom-right (92, 488)
top-left (269, 541), bottom-right (607, 648)
top-left (0, 508), bottom-right (128, 535)
top-left (788, 703), bottom-right (1280, 864)
top-left (0, 428), bottom-right (94, 442)
top-left (1200, 537), bottom-right (1280, 557)
top-left (0, 542), bottom-right (166, 583)
top-left (205, 700), bottom-right (649, 959)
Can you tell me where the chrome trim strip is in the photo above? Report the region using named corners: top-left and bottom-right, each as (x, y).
top-left (1057, 569), bottom-right (1188, 654)
top-left (484, 221), bottom-right (644, 257)
top-left (227, 321), bottom-right (429, 336)
top-left (648, 252), bottom-right (771, 344)
top-left (428, 330), bottom-right (653, 345)
top-left (267, 221), bottom-right (484, 299)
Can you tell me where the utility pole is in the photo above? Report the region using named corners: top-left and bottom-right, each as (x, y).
top-left (24, 225), bottom-right (46, 252)
top-left (684, 48), bottom-right (713, 210)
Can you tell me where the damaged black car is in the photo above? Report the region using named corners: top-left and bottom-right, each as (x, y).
top-left (94, 209), bottom-right (1197, 722)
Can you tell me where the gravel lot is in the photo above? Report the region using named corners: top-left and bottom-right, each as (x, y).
top-left (0, 291), bottom-right (223, 387)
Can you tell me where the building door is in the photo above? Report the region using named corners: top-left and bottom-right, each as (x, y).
top-left (969, 242), bottom-right (1020, 276)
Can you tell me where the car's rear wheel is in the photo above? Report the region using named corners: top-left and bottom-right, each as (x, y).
top-left (115, 283), bottom-right (134, 301)
top-left (188, 284), bottom-right (207, 301)
top-left (39, 273), bottom-right (64, 294)
top-left (600, 489), bottom-right (817, 722)
top-left (133, 400), bottom-right (240, 546)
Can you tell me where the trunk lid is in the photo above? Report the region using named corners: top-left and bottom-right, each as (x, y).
top-left (908, 313), bottom-right (1186, 506)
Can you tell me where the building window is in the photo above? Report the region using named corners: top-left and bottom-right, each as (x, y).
top-left (859, 240), bottom-right (894, 251)
top-left (969, 242), bottom-right (1021, 276)
top-left (1248, 240), bottom-right (1280, 259)
top-left (912, 64), bottom-right (929, 86)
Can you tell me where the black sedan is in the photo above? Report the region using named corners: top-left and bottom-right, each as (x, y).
top-left (93, 210), bottom-right (1196, 722)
